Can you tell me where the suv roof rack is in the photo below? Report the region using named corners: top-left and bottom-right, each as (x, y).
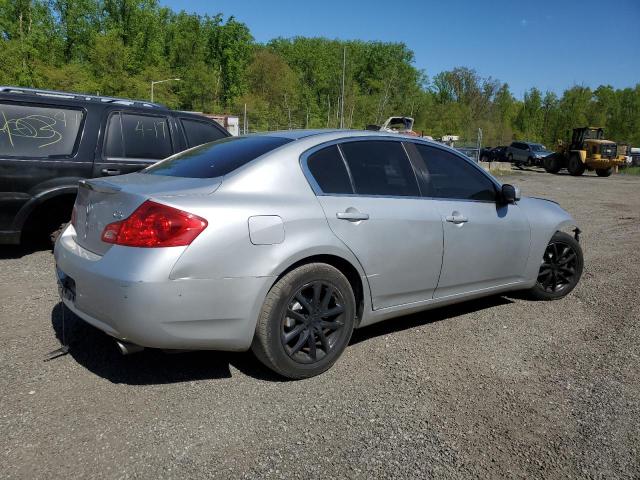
top-left (0, 86), bottom-right (167, 109)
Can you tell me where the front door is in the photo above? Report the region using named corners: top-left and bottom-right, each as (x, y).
top-left (407, 142), bottom-right (530, 298)
top-left (304, 140), bottom-right (443, 310)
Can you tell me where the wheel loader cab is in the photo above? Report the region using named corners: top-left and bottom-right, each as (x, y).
top-left (571, 127), bottom-right (604, 150)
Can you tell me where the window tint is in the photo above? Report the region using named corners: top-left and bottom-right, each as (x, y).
top-left (413, 144), bottom-right (496, 201)
top-left (120, 113), bottom-right (172, 159)
top-left (0, 102), bottom-right (84, 157)
top-left (306, 145), bottom-right (353, 194)
top-left (180, 118), bottom-right (227, 147)
top-left (339, 141), bottom-right (419, 197)
top-left (145, 135), bottom-right (292, 178)
top-left (103, 113), bottom-right (123, 157)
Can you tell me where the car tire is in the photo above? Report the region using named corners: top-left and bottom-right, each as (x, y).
top-left (568, 154), bottom-right (585, 176)
top-left (544, 154), bottom-right (561, 174)
top-left (526, 231), bottom-right (583, 301)
top-left (252, 263), bottom-right (356, 379)
top-left (596, 168), bottom-right (612, 177)
top-left (527, 156), bottom-right (534, 167)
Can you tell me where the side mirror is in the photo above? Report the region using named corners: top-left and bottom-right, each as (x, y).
top-left (501, 184), bottom-right (521, 204)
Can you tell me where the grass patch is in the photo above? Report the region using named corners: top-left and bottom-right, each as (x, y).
top-left (620, 166), bottom-right (640, 175)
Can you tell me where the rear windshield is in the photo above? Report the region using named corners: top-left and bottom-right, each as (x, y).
top-left (145, 135), bottom-right (292, 178)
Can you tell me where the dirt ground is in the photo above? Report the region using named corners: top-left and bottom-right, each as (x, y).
top-left (1, 168), bottom-right (638, 479)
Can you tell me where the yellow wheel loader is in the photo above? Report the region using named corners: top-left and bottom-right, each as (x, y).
top-left (543, 127), bottom-right (626, 177)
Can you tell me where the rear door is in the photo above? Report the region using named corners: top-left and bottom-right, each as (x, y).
top-left (407, 143), bottom-right (530, 298)
top-left (305, 139), bottom-right (443, 310)
top-left (93, 110), bottom-right (175, 178)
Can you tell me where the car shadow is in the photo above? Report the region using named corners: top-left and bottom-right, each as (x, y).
top-left (50, 295), bottom-right (515, 384)
top-left (49, 303), bottom-right (283, 384)
top-left (350, 295), bottom-right (514, 345)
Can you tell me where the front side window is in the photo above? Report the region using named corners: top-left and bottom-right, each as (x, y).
top-left (339, 140), bottom-right (419, 197)
top-left (180, 118), bottom-right (227, 147)
top-left (306, 145), bottom-right (353, 194)
top-left (0, 102), bottom-right (84, 157)
top-left (412, 144), bottom-right (496, 201)
top-left (145, 135), bottom-right (292, 178)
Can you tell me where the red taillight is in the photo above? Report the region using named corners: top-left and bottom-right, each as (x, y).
top-left (101, 200), bottom-right (208, 248)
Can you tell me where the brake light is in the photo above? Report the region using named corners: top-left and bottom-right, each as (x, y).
top-left (101, 200), bottom-right (208, 247)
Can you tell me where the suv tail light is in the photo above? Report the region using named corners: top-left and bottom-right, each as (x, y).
top-left (101, 200), bottom-right (207, 247)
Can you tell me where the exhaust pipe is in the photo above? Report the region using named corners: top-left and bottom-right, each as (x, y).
top-left (115, 340), bottom-right (144, 355)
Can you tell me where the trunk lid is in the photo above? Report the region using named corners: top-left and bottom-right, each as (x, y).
top-left (73, 173), bottom-right (221, 255)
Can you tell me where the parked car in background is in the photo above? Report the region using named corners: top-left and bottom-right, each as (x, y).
top-left (54, 130), bottom-right (583, 379)
top-left (480, 145), bottom-right (508, 162)
top-left (455, 146), bottom-right (479, 161)
top-left (507, 141), bottom-right (553, 167)
top-left (0, 86), bottom-right (229, 245)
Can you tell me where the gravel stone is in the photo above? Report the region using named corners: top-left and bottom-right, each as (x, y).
top-left (0, 169), bottom-right (638, 478)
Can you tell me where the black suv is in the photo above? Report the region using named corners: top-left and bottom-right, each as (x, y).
top-left (0, 86), bottom-right (229, 245)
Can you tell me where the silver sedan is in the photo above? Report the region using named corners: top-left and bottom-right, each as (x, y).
top-left (54, 130), bottom-right (584, 379)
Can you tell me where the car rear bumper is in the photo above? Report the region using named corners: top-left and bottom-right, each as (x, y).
top-left (54, 225), bottom-right (274, 351)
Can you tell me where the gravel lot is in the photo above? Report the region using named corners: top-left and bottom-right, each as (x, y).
top-left (1, 168), bottom-right (639, 479)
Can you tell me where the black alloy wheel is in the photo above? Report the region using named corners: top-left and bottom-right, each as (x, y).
top-left (537, 241), bottom-right (579, 294)
top-left (251, 262), bottom-right (356, 379)
top-left (526, 231), bottom-right (583, 301)
top-left (281, 281), bottom-right (346, 364)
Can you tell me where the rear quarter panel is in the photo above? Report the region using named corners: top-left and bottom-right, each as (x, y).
top-left (166, 143), bottom-right (367, 282)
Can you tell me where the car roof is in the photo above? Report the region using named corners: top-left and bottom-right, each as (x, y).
top-left (254, 129), bottom-right (439, 144)
top-left (0, 86), bottom-right (168, 111)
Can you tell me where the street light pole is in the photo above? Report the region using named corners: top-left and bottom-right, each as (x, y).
top-left (150, 78), bottom-right (181, 102)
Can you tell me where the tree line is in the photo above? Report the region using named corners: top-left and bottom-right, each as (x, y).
top-left (1, 0), bottom-right (638, 147)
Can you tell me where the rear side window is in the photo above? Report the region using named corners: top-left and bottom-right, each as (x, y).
top-left (180, 118), bottom-right (227, 147)
top-left (121, 113), bottom-right (172, 159)
top-left (104, 112), bottom-right (173, 160)
top-left (339, 141), bottom-right (419, 197)
top-left (412, 144), bottom-right (496, 201)
top-left (145, 135), bottom-right (292, 178)
top-left (306, 145), bottom-right (353, 194)
top-left (0, 102), bottom-right (84, 157)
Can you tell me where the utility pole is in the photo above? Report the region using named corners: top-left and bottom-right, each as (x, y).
top-left (243, 103), bottom-right (247, 134)
top-left (340, 47), bottom-right (346, 129)
top-left (284, 94), bottom-right (292, 129)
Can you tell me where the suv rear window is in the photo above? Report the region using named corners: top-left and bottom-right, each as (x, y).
top-left (0, 102), bottom-right (84, 158)
top-left (145, 135), bottom-right (292, 178)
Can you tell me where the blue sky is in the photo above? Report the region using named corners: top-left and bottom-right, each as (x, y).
top-left (162, 0), bottom-right (639, 98)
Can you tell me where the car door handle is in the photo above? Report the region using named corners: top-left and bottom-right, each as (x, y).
top-left (445, 213), bottom-right (468, 224)
top-left (101, 168), bottom-right (121, 176)
top-left (336, 211), bottom-right (370, 221)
